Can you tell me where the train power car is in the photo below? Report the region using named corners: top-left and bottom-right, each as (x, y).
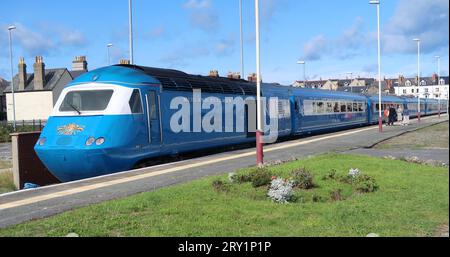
top-left (35, 65), bottom-right (444, 182)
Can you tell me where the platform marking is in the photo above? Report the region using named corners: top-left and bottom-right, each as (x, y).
top-left (0, 118), bottom-right (439, 210)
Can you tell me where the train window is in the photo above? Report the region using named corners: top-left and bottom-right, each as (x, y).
top-left (129, 89), bottom-right (143, 114)
top-left (358, 103), bottom-right (363, 112)
top-left (326, 102), bottom-right (333, 113)
top-left (375, 103), bottom-right (380, 111)
top-left (317, 102), bottom-right (324, 113)
top-left (147, 91), bottom-right (157, 120)
top-left (353, 103), bottom-right (358, 112)
top-left (334, 102), bottom-right (340, 113)
top-left (347, 102), bottom-right (352, 112)
top-left (60, 90), bottom-right (114, 112)
top-left (340, 102), bottom-right (346, 112)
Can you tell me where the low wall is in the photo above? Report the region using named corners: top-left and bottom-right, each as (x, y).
top-left (10, 132), bottom-right (60, 190)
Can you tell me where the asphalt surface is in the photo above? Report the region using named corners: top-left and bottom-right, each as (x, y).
top-left (0, 115), bottom-right (448, 229)
top-left (0, 143), bottom-right (11, 161)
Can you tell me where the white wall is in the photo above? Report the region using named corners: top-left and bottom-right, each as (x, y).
top-left (6, 91), bottom-right (54, 121)
top-left (394, 85), bottom-right (449, 100)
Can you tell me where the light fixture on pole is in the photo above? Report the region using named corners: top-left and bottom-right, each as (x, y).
top-left (8, 25), bottom-right (17, 132)
top-left (239, 0), bottom-right (244, 79)
top-left (413, 38), bottom-right (421, 122)
top-left (297, 60), bottom-right (306, 86)
top-left (347, 72), bottom-right (353, 93)
top-left (255, 0), bottom-right (263, 166)
top-left (107, 43), bottom-right (113, 65)
top-left (129, 0), bottom-right (134, 64)
top-left (435, 55), bottom-right (441, 118)
top-left (370, 0), bottom-right (383, 132)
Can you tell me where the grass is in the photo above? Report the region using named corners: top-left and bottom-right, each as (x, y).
top-left (375, 122), bottom-right (449, 150)
top-left (0, 171), bottom-right (15, 194)
top-left (0, 125), bottom-right (41, 143)
top-left (0, 153), bottom-right (447, 237)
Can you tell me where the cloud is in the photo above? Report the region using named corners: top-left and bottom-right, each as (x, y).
top-left (183, 0), bottom-right (219, 32)
top-left (160, 43), bottom-right (210, 68)
top-left (215, 34), bottom-right (236, 56)
top-left (382, 0), bottom-right (449, 54)
top-left (0, 22), bottom-right (87, 58)
top-left (303, 35), bottom-right (328, 61)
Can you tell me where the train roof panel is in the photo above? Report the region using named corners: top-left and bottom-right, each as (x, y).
top-left (290, 87), bottom-right (368, 100)
top-left (116, 65), bottom-right (258, 96)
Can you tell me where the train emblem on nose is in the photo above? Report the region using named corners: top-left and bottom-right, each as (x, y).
top-left (57, 124), bottom-right (85, 135)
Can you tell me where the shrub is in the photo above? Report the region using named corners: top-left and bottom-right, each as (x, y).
top-left (322, 169), bottom-right (337, 180)
top-left (330, 189), bottom-right (344, 201)
top-left (355, 175), bottom-right (379, 193)
top-left (249, 168), bottom-right (272, 188)
top-left (291, 168), bottom-right (315, 189)
top-left (312, 194), bottom-right (324, 203)
top-left (212, 179), bottom-right (230, 192)
top-left (267, 178), bottom-right (295, 203)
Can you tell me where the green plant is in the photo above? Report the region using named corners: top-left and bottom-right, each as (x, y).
top-left (312, 194), bottom-right (324, 203)
top-left (330, 189), bottom-right (344, 201)
top-left (291, 168), bottom-right (315, 189)
top-left (355, 175), bottom-right (379, 193)
top-left (248, 168), bottom-right (272, 188)
top-left (212, 179), bottom-right (230, 192)
top-left (322, 169), bottom-right (337, 180)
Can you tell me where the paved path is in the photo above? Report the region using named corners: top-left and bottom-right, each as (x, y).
top-left (0, 143), bottom-right (11, 161)
top-left (0, 115), bottom-right (447, 229)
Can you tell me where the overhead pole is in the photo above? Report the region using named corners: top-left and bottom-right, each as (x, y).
top-left (255, 0), bottom-right (264, 166)
top-left (435, 56), bottom-right (441, 118)
top-left (413, 38), bottom-right (421, 122)
top-left (370, 0), bottom-right (382, 132)
top-left (8, 26), bottom-right (17, 132)
top-left (239, 0), bottom-right (244, 79)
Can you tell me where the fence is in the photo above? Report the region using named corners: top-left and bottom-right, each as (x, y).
top-left (0, 119), bottom-right (47, 132)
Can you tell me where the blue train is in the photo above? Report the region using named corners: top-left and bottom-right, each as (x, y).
top-left (34, 65), bottom-right (448, 182)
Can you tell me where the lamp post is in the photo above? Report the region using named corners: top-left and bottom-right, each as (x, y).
top-left (435, 55), bottom-right (440, 118)
top-left (107, 43), bottom-right (113, 65)
top-left (413, 38), bottom-right (421, 122)
top-left (297, 60), bottom-right (306, 86)
top-left (370, 0), bottom-right (382, 132)
top-left (8, 25), bottom-right (17, 132)
top-left (347, 72), bottom-right (353, 93)
top-left (239, 0), bottom-right (244, 79)
top-left (129, 0), bottom-right (134, 64)
top-left (255, 0), bottom-right (263, 166)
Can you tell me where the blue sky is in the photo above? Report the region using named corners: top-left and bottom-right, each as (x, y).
top-left (0, 0), bottom-right (448, 85)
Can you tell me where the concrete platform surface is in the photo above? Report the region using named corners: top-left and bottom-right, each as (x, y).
top-left (0, 115), bottom-right (448, 229)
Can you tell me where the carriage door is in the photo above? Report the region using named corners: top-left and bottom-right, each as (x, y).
top-left (293, 96), bottom-right (302, 133)
top-left (145, 90), bottom-right (161, 144)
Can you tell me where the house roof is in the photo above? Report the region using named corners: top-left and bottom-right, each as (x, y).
top-left (3, 68), bottom-right (69, 93)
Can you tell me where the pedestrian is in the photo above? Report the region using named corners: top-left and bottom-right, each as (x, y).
top-left (402, 108), bottom-right (410, 126)
top-left (383, 107), bottom-right (389, 126)
top-left (397, 105), bottom-right (403, 124)
top-left (388, 105), bottom-right (397, 126)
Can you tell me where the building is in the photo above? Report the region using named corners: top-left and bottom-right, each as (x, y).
top-left (0, 78), bottom-right (9, 120)
top-left (393, 74), bottom-right (449, 100)
top-left (4, 56), bottom-right (89, 121)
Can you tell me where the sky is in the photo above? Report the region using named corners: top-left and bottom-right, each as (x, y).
top-left (0, 0), bottom-right (448, 85)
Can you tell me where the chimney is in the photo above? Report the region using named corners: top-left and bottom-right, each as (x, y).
top-left (18, 57), bottom-right (27, 91)
top-left (72, 56), bottom-right (88, 71)
top-left (247, 73), bottom-right (257, 82)
top-left (33, 56), bottom-right (45, 90)
top-left (432, 73), bottom-right (438, 83)
top-left (208, 70), bottom-right (219, 78)
top-left (227, 72), bottom-right (241, 80)
top-left (119, 59), bottom-right (130, 65)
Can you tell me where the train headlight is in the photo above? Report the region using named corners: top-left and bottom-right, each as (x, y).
top-left (86, 137), bottom-right (95, 146)
top-left (38, 137), bottom-right (46, 146)
top-left (95, 137), bottom-right (105, 146)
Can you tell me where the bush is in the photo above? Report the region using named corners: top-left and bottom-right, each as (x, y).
top-left (355, 175), bottom-right (379, 193)
top-left (291, 168), bottom-right (315, 189)
top-left (212, 179), bottom-right (230, 192)
top-left (267, 178), bottom-right (295, 203)
top-left (249, 168), bottom-right (272, 188)
top-left (330, 189), bottom-right (344, 201)
top-left (322, 169), bottom-right (337, 180)
top-left (312, 194), bottom-right (324, 203)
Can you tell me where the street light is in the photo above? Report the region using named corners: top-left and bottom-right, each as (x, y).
top-left (413, 38), bottom-right (421, 122)
top-left (239, 0), bottom-right (244, 79)
top-left (255, 0), bottom-right (263, 166)
top-left (297, 60), bottom-right (306, 86)
top-left (8, 25), bottom-right (17, 132)
top-left (107, 43), bottom-right (113, 65)
top-left (435, 55), bottom-right (441, 118)
top-left (370, 0), bottom-right (383, 133)
top-left (347, 72), bottom-right (353, 93)
top-left (129, 0), bottom-right (134, 64)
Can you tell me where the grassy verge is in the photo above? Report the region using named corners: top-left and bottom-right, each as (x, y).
top-left (375, 122), bottom-right (449, 149)
top-left (0, 125), bottom-right (41, 143)
top-left (0, 153), bottom-right (448, 237)
top-left (0, 171), bottom-right (15, 194)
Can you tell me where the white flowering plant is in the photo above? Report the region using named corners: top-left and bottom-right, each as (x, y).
top-left (267, 177), bottom-right (295, 204)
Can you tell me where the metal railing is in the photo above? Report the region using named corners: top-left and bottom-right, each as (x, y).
top-left (1, 119), bottom-right (47, 132)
